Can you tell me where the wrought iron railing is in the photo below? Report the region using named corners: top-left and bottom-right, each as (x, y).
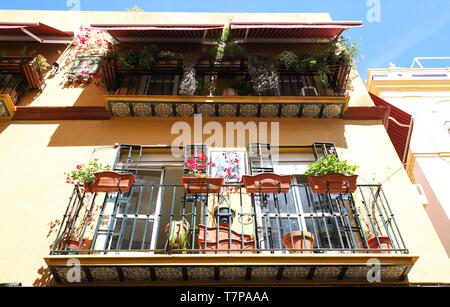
top-left (103, 58), bottom-right (350, 97)
top-left (51, 182), bottom-right (407, 255)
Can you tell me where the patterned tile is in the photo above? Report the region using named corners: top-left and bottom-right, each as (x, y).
top-left (176, 103), bottom-right (195, 116)
top-left (123, 266), bottom-right (152, 281)
top-left (0, 99), bottom-right (10, 117)
top-left (239, 104), bottom-right (258, 117)
top-left (197, 103), bottom-right (216, 117)
top-left (154, 103), bottom-right (173, 116)
top-left (187, 266), bottom-right (215, 280)
top-left (109, 101), bottom-right (131, 117)
top-left (322, 104), bottom-right (344, 118)
top-left (54, 266), bottom-right (88, 283)
top-left (90, 266), bottom-right (120, 281)
top-left (218, 104), bottom-right (237, 117)
top-left (251, 266), bottom-right (279, 280)
top-left (313, 266), bottom-right (342, 280)
top-left (154, 266), bottom-right (183, 280)
top-left (380, 265), bottom-right (406, 280)
top-left (220, 266), bottom-right (247, 280)
top-left (302, 104), bottom-right (321, 118)
top-left (132, 102), bottom-right (152, 117)
top-left (282, 266), bottom-right (310, 280)
top-left (260, 104), bottom-right (279, 117)
top-left (280, 104), bottom-right (300, 117)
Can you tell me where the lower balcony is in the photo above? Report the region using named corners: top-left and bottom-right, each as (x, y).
top-left (45, 181), bottom-right (417, 284)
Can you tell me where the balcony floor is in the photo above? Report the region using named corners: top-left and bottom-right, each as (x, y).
top-left (45, 254), bottom-right (418, 285)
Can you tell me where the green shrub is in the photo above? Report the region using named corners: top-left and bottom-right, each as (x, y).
top-left (305, 154), bottom-right (359, 176)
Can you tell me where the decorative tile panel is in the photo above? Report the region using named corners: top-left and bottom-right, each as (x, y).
top-left (154, 266), bottom-right (183, 280)
top-left (154, 103), bottom-right (173, 116)
top-left (280, 104), bottom-right (300, 117)
top-left (109, 101), bottom-right (131, 117)
top-left (239, 104), bottom-right (258, 117)
top-left (54, 266), bottom-right (88, 283)
top-left (220, 266), bottom-right (247, 280)
top-left (0, 99), bottom-right (11, 117)
top-left (196, 103), bottom-right (216, 117)
top-left (322, 104), bottom-right (344, 118)
top-left (90, 266), bottom-right (120, 281)
top-left (187, 266), bottom-right (215, 280)
top-left (313, 266), bottom-right (342, 280)
top-left (218, 103), bottom-right (237, 117)
top-left (176, 103), bottom-right (195, 116)
top-left (122, 266), bottom-right (152, 281)
top-left (260, 104), bottom-right (279, 117)
top-left (132, 102), bottom-right (152, 116)
top-left (302, 104), bottom-right (321, 118)
top-left (251, 266), bottom-right (279, 280)
top-left (282, 266), bottom-right (310, 280)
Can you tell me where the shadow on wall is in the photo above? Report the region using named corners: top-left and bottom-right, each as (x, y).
top-left (33, 266), bottom-right (55, 287)
top-left (38, 117), bottom-right (352, 149)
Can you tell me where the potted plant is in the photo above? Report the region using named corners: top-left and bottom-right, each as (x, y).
top-left (247, 54), bottom-right (279, 94)
top-left (157, 50), bottom-right (183, 65)
top-left (179, 56), bottom-right (198, 96)
top-left (182, 153), bottom-right (223, 193)
top-left (118, 49), bottom-right (140, 69)
top-left (282, 231), bottom-right (315, 254)
top-left (366, 236), bottom-right (393, 253)
top-left (197, 224), bottom-right (255, 254)
top-left (65, 159), bottom-right (135, 193)
top-left (138, 44), bottom-right (158, 70)
top-left (242, 173), bottom-right (292, 194)
top-left (276, 51), bottom-right (300, 71)
top-left (305, 154), bottom-right (359, 194)
top-left (165, 219), bottom-right (191, 250)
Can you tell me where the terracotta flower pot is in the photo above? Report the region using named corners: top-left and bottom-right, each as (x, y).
top-left (307, 173), bottom-right (358, 194)
top-left (242, 173), bottom-right (292, 194)
top-left (197, 224), bottom-right (254, 254)
top-left (221, 88), bottom-right (236, 96)
top-left (84, 171), bottom-right (135, 193)
top-left (181, 177), bottom-right (224, 193)
top-left (282, 231), bottom-right (315, 254)
top-left (366, 236), bottom-right (393, 253)
top-left (60, 239), bottom-right (87, 251)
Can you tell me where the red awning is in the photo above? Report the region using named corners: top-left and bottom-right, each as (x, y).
top-left (0, 22), bottom-right (73, 41)
top-left (230, 22), bottom-right (363, 40)
top-left (370, 92), bottom-right (414, 166)
top-left (90, 24), bottom-right (224, 41)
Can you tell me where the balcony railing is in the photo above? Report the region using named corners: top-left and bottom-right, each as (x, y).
top-left (51, 182), bottom-right (407, 256)
top-left (103, 58), bottom-right (351, 98)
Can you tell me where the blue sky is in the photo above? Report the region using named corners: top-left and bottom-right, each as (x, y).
top-left (2, 0), bottom-right (450, 82)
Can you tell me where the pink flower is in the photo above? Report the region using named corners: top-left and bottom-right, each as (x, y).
top-left (76, 165), bottom-right (82, 170)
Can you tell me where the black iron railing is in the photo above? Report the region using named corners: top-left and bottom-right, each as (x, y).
top-left (103, 58), bottom-right (350, 97)
top-left (51, 182), bottom-right (407, 255)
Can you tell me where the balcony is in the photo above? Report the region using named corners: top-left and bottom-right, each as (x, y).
top-left (47, 180), bottom-right (416, 284)
top-left (102, 56), bottom-right (351, 119)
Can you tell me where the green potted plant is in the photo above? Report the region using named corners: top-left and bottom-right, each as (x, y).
top-left (276, 51), bottom-right (300, 71)
top-left (179, 55), bottom-right (198, 96)
top-left (182, 153), bottom-right (223, 193)
top-left (247, 54), bottom-right (279, 94)
top-left (118, 49), bottom-right (140, 69)
top-left (138, 44), bottom-right (158, 70)
top-left (65, 159), bottom-right (135, 193)
top-left (305, 154), bottom-right (359, 194)
top-left (165, 218), bottom-right (191, 250)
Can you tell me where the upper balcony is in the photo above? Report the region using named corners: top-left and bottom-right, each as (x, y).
top-left (45, 143), bottom-right (417, 285)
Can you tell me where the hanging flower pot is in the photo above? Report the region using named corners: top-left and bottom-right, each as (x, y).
top-left (165, 219), bottom-right (190, 249)
top-left (282, 231), bottom-right (315, 254)
top-left (242, 173), bottom-right (292, 194)
top-left (181, 177), bottom-right (224, 193)
top-left (366, 236), bottom-right (393, 253)
top-left (84, 171), bottom-right (135, 193)
top-left (307, 173), bottom-right (358, 194)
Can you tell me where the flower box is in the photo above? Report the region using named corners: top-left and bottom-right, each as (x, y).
top-left (282, 231), bottom-right (315, 254)
top-left (307, 173), bottom-right (358, 194)
top-left (242, 173), bottom-right (292, 194)
top-left (84, 171), bottom-right (135, 193)
top-left (181, 177), bottom-right (224, 194)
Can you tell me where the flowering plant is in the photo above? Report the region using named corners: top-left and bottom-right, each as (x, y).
top-left (184, 153), bottom-right (215, 178)
top-left (65, 159), bottom-right (111, 187)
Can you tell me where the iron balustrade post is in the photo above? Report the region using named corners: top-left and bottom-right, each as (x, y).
top-left (51, 186), bottom-right (77, 254)
top-left (141, 184), bottom-right (155, 250)
top-left (128, 184), bottom-right (144, 250)
top-left (379, 186), bottom-right (407, 252)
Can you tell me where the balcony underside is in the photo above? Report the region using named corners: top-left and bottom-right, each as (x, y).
top-left (105, 95), bottom-right (349, 118)
top-left (45, 254), bottom-right (417, 285)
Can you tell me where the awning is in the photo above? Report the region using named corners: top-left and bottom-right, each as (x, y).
top-left (370, 92), bottom-right (414, 166)
top-left (0, 22), bottom-right (73, 43)
top-left (230, 21), bottom-right (363, 42)
top-left (90, 24), bottom-right (224, 42)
